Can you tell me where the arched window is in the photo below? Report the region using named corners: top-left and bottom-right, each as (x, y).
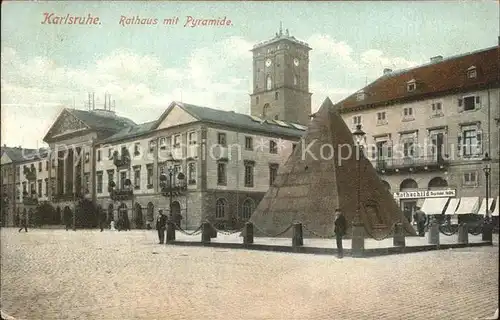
top-left (215, 198), bottom-right (227, 218)
top-left (262, 104), bottom-right (270, 117)
top-left (241, 199), bottom-right (255, 220)
top-left (400, 179), bottom-right (418, 191)
top-left (146, 202), bottom-right (154, 221)
top-left (266, 75), bottom-right (272, 90)
top-left (428, 177), bottom-right (448, 190)
top-left (381, 180), bottom-right (391, 191)
top-left (274, 114), bottom-right (279, 120)
top-left (293, 74), bottom-right (298, 86)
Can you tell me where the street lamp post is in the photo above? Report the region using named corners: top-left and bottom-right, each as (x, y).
top-left (482, 153), bottom-right (492, 221)
top-left (352, 124), bottom-right (366, 226)
top-left (168, 167), bottom-right (174, 216)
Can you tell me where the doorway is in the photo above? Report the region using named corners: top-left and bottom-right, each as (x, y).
top-left (401, 200), bottom-right (417, 224)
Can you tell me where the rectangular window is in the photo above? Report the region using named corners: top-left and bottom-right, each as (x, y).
top-left (38, 162), bottom-right (42, 172)
top-left (244, 163), bottom-right (254, 187)
top-left (83, 173), bottom-right (90, 194)
top-left (37, 179), bottom-right (42, 197)
top-left (269, 164), bottom-right (279, 186)
top-left (149, 140), bottom-right (156, 153)
top-left (217, 162), bottom-right (227, 185)
top-left (134, 166), bottom-right (141, 189)
top-left (107, 169), bottom-right (114, 185)
top-left (463, 96), bottom-right (475, 111)
top-left (108, 148), bottom-right (113, 160)
top-left (134, 143), bottom-right (140, 156)
top-left (403, 107), bottom-right (413, 116)
top-left (22, 182), bottom-right (27, 193)
top-left (97, 172), bottom-right (103, 194)
top-left (120, 171), bottom-right (127, 190)
top-left (377, 112), bottom-right (386, 120)
top-left (462, 129), bottom-right (477, 156)
top-left (275, 91), bottom-right (279, 100)
top-left (188, 131), bottom-right (197, 145)
top-left (217, 133), bottom-right (227, 146)
top-left (97, 150), bottom-right (101, 162)
top-left (147, 164), bottom-right (153, 188)
top-left (352, 116), bottom-right (361, 125)
top-left (403, 140), bottom-right (414, 157)
top-left (45, 179), bottom-right (49, 196)
top-left (85, 152), bottom-right (90, 163)
top-left (468, 69), bottom-right (477, 79)
top-left (173, 134), bottom-right (181, 148)
top-left (463, 172), bottom-right (477, 186)
top-left (245, 136), bottom-right (253, 150)
top-left (188, 162), bottom-right (196, 184)
top-left (45, 161), bottom-right (49, 171)
top-left (159, 137), bottom-right (167, 150)
top-left (269, 140), bottom-right (278, 154)
top-left (407, 83), bottom-right (416, 92)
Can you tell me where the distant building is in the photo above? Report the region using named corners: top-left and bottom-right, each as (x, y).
top-left (336, 46), bottom-right (499, 221)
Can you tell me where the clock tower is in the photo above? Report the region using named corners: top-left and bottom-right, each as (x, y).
top-left (250, 25), bottom-right (312, 125)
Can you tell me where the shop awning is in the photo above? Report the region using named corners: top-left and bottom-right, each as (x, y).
top-left (444, 198), bottom-right (460, 215)
top-left (492, 197), bottom-right (499, 217)
top-left (455, 197), bottom-right (480, 215)
top-left (477, 198), bottom-right (494, 216)
top-left (421, 197), bottom-right (450, 215)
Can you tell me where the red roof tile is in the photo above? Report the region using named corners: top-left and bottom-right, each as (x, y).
top-left (338, 46), bottom-right (499, 112)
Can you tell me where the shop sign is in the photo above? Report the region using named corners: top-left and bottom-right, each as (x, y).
top-left (393, 189), bottom-right (456, 199)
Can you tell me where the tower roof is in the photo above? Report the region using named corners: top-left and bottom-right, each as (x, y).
top-left (251, 24), bottom-right (311, 51)
top-left (249, 98), bottom-right (416, 238)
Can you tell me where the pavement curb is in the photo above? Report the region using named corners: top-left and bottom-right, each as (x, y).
top-left (164, 240), bottom-right (493, 257)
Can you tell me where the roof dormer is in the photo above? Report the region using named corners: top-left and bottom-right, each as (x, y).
top-left (407, 79), bottom-right (417, 92)
top-left (356, 90), bottom-right (366, 101)
top-left (467, 66), bottom-right (477, 79)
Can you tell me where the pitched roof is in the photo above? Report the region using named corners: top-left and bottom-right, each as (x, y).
top-left (67, 109), bottom-right (136, 131)
top-left (1, 147), bottom-right (48, 163)
top-left (337, 46), bottom-right (499, 112)
top-left (177, 102), bottom-right (306, 137)
top-left (99, 121), bottom-right (157, 144)
top-left (250, 98), bottom-right (417, 238)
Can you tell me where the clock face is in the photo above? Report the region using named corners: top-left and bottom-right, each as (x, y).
top-left (293, 58), bottom-right (299, 66)
top-left (265, 59), bottom-right (272, 67)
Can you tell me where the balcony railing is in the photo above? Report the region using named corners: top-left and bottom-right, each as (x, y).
top-left (52, 193), bottom-right (81, 202)
top-left (22, 195), bottom-right (38, 205)
top-left (372, 155), bottom-right (449, 174)
top-left (110, 186), bottom-right (134, 201)
top-left (160, 180), bottom-right (187, 196)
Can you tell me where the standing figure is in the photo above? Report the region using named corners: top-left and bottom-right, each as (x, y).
top-left (18, 212), bottom-right (28, 233)
top-left (99, 209), bottom-right (106, 232)
top-left (156, 210), bottom-right (167, 244)
top-left (414, 206), bottom-right (427, 237)
top-left (110, 218), bottom-right (116, 231)
top-left (123, 212), bottom-right (131, 231)
top-left (333, 208), bottom-right (347, 259)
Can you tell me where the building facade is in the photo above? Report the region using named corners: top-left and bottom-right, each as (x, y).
top-left (336, 46), bottom-right (500, 221)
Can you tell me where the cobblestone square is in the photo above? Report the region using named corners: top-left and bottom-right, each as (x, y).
top-left (1, 228), bottom-right (498, 320)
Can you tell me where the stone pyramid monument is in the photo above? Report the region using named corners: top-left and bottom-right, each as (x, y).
top-left (250, 97), bottom-right (417, 238)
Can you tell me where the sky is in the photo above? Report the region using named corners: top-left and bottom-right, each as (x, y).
top-left (1, 1), bottom-right (499, 149)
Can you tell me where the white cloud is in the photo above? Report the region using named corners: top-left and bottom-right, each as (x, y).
top-left (1, 33), bottom-right (423, 148)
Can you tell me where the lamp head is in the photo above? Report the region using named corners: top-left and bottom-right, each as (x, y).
top-left (352, 124), bottom-right (366, 146)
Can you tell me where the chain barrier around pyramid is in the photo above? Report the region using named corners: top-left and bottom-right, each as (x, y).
top-left (250, 97), bottom-right (417, 238)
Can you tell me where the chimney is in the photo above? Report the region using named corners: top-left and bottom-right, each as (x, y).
top-left (430, 55), bottom-right (443, 63)
top-left (383, 68), bottom-right (393, 75)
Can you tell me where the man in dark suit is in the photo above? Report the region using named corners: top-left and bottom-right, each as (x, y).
top-left (334, 208), bottom-right (347, 258)
top-left (18, 212), bottom-right (28, 232)
top-left (156, 210), bottom-right (167, 244)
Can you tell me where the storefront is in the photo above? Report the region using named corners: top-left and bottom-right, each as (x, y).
top-left (393, 189), bottom-right (457, 223)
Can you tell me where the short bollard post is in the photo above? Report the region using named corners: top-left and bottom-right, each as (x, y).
top-left (166, 221), bottom-right (176, 243)
top-left (201, 222), bottom-right (211, 243)
top-left (482, 222), bottom-right (493, 242)
top-left (458, 223), bottom-right (468, 244)
top-left (292, 223), bottom-right (303, 247)
top-left (210, 224), bottom-right (218, 239)
top-left (393, 223), bottom-right (406, 247)
top-left (351, 223), bottom-right (365, 257)
top-left (428, 222), bottom-right (440, 246)
top-left (243, 222), bottom-right (254, 245)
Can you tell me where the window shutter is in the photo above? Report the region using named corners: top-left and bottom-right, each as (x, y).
top-left (475, 96), bottom-right (481, 104)
top-left (458, 98), bottom-right (464, 112)
top-left (476, 130), bottom-right (482, 155)
top-left (457, 135), bottom-right (462, 155)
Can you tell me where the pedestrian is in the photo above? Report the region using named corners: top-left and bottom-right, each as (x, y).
top-left (414, 206), bottom-right (427, 237)
top-left (110, 218), bottom-right (116, 231)
top-left (99, 210), bottom-right (106, 232)
top-left (123, 213), bottom-right (131, 231)
top-left (18, 212), bottom-right (28, 232)
top-left (156, 210), bottom-right (167, 244)
top-left (333, 208), bottom-right (346, 258)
